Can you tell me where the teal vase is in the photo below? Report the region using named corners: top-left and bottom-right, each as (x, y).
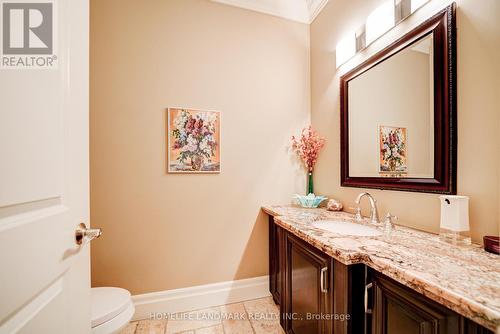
top-left (307, 172), bottom-right (314, 195)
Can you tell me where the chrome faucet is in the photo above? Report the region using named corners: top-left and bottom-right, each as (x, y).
top-left (355, 192), bottom-right (380, 225)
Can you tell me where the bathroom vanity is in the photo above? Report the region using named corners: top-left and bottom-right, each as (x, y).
top-left (263, 4), bottom-right (500, 334)
top-left (264, 205), bottom-right (499, 334)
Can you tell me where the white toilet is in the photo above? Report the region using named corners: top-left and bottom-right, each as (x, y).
top-left (91, 287), bottom-right (135, 334)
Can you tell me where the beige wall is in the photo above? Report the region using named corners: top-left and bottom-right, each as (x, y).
top-left (91, 0), bottom-right (500, 295)
top-left (90, 0), bottom-right (310, 294)
top-left (311, 0), bottom-right (500, 242)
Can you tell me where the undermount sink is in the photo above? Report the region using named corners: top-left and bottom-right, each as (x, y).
top-left (312, 220), bottom-right (382, 237)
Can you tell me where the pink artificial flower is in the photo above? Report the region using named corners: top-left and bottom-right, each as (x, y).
top-left (291, 126), bottom-right (326, 172)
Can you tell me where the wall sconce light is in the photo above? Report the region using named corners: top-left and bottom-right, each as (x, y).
top-left (335, 0), bottom-right (431, 68)
top-left (335, 34), bottom-right (356, 68)
top-left (411, 0), bottom-right (429, 13)
top-left (366, 0), bottom-right (396, 45)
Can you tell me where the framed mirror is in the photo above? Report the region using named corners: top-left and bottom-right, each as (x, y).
top-left (340, 4), bottom-right (456, 194)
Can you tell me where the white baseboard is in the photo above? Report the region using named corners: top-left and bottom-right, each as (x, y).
top-left (131, 276), bottom-right (271, 321)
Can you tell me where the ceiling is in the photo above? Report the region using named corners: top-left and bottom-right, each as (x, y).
top-left (210, 0), bottom-right (329, 24)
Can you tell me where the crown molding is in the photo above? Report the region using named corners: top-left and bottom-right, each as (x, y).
top-left (211, 0), bottom-right (329, 24)
top-left (307, 0), bottom-right (329, 23)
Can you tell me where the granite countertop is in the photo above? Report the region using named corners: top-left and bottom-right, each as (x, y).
top-left (262, 205), bottom-right (500, 331)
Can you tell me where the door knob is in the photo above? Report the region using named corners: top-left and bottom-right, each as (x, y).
top-left (75, 223), bottom-right (102, 245)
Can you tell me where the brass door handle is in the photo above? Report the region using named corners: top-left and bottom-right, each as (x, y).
top-left (75, 223), bottom-right (102, 245)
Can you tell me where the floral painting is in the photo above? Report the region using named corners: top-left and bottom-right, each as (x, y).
top-left (379, 126), bottom-right (407, 175)
top-left (167, 108), bottom-right (220, 173)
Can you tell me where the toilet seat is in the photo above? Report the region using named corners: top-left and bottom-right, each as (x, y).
top-left (91, 287), bottom-right (134, 334)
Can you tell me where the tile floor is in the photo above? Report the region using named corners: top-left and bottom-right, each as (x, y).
top-left (120, 297), bottom-right (284, 334)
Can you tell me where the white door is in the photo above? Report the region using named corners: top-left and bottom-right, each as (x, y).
top-left (0, 0), bottom-right (90, 333)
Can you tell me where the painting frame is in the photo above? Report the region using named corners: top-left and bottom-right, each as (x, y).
top-left (378, 125), bottom-right (408, 177)
top-left (166, 107), bottom-right (221, 174)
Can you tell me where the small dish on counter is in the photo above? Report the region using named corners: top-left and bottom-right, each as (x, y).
top-left (326, 198), bottom-right (343, 211)
top-left (294, 193), bottom-right (327, 208)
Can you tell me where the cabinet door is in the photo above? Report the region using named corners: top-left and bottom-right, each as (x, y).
top-left (460, 318), bottom-right (494, 334)
top-left (284, 233), bottom-right (332, 334)
top-left (369, 271), bottom-right (460, 334)
top-left (269, 216), bottom-right (284, 306)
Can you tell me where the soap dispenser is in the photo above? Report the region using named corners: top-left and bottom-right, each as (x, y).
top-left (439, 195), bottom-right (471, 246)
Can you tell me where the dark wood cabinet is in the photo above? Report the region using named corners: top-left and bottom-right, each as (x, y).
top-left (333, 261), bottom-right (365, 334)
top-left (268, 218), bottom-right (493, 334)
top-left (460, 319), bottom-right (495, 334)
top-left (269, 216), bottom-right (284, 306)
top-left (283, 232), bottom-right (332, 334)
top-left (269, 218), bottom-right (365, 334)
top-left (366, 270), bottom-right (494, 334)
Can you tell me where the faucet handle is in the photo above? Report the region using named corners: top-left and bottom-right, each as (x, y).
top-left (384, 213), bottom-right (398, 225)
top-left (383, 213), bottom-right (397, 238)
top-left (349, 206), bottom-right (363, 222)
